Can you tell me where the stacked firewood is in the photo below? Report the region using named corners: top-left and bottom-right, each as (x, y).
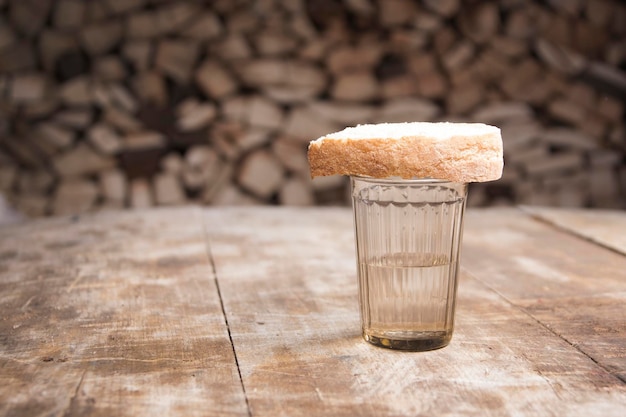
top-left (0, 0), bottom-right (625, 217)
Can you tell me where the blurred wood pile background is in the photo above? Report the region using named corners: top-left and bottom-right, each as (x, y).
top-left (0, 0), bottom-right (625, 217)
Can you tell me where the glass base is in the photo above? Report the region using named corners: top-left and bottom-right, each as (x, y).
top-left (363, 330), bottom-right (452, 351)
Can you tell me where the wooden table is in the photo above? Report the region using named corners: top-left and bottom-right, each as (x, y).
top-left (1, 206), bottom-right (625, 416)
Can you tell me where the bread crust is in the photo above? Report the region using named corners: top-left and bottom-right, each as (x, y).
top-left (308, 122), bottom-right (503, 183)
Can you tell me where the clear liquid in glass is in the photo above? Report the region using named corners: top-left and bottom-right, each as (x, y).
top-left (352, 178), bottom-right (467, 351)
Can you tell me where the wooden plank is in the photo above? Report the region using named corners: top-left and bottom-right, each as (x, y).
top-left (0, 208), bottom-right (247, 417)
top-left (204, 207), bottom-right (626, 417)
top-left (521, 206), bottom-right (626, 255)
top-left (463, 208), bottom-right (626, 382)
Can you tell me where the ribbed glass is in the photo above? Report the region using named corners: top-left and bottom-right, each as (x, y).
top-left (351, 176), bottom-right (468, 351)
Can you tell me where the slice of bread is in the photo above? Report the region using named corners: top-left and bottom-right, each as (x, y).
top-left (308, 122), bottom-right (503, 183)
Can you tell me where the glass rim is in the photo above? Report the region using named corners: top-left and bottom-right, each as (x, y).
top-left (350, 175), bottom-right (465, 185)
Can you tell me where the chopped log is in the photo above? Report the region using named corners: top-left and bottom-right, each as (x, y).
top-left (123, 131), bottom-right (166, 151)
top-left (126, 11), bottom-right (160, 39)
top-left (597, 96), bottom-right (624, 123)
top-left (548, 98), bottom-right (587, 125)
top-left (0, 165), bottom-right (17, 191)
top-left (525, 152), bottom-right (584, 177)
top-left (237, 59), bottom-right (286, 86)
top-left (583, 62), bottom-right (626, 100)
top-left (12, 193), bottom-right (49, 218)
top-left (344, 0), bottom-right (375, 15)
top-left (279, 177), bottom-right (315, 206)
top-left (309, 101), bottom-right (375, 125)
top-left (17, 170), bottom-right (54, 194)
top-left (35, 122), bottom-right (75, 150)
top-left (227, 11), bottom-right (259, 34)
top-left (443, 41), bottom-right (475, 71)
top-left (81, 20), bottom-right (123, 55)
top-left (381, 76), bottom-right (418, 100)
top-left (541, 128), bottom-right (599, 150)
top-left (379, 0), bottom-right (416, 27)
top-left (54, 109), bottom-right (93, 130)
top-left (105, 0), bottom-right (146, 14)
top-left (9, 0), bottom-right (52, 37)
top-left (586, 0), bottom-right (614, 27)
top-left (0, 20), bottom-right (16, 50)
top-left (590, 168), bottom-right (620, 207)
top-left (52, 179), bottom-right (98, 216)
top-left (195, 60), bottom-right (238, 99)
top-left (534, 39), bottom-right (586, 75)
top-left (155, 40), bottom-right (200, 83)
top-left (415, 12), bottom-right (442, 32)
top-left (161, 153), bottom-right (184, 175)
top-left (237, 59), bottom-right (326, 93)
top-left (283, 106), bottom-right (341, 142)
top-left (415, 72), bottom-right (448, 99)
top-left (567, 83), bottom-right (597, 109)
top-left (153, 173), bottom-right (185, 206)
top-left (211, 183), bottom-right (261, 206)
top-left (182, 146), bottom-right (221, 191)
top-left (423, 0), bottom-right (460, 17)
top-left (326, 45), bottom-right (382, 75)
top-left (446, 83), bottom-right (484, 115)
top-left (129, 178), bottom-right (153, 209)
top-left (132, 71), bottom-right (168, 107)
top-left (579, 112), bottom-right (608, 139)
top-left (93, 56), bottom-right (128, 81)
top-left (237, 129), bottom-right (271, 153)
top-left (52, 0), bottom-right (85, 30)
top-left (238, 150), bottom-right (284, 199)
top-left (255, 30), bottom-right (298, 56)
top-left (506, 145), bottom-right (549, 166)
top-left (155, 2), bottom-right (199, 35)
top-left (85, 0), bottom-right (111, 22)
top-left (471, 102), bottom-right (534, 124)
top-left (176, 99), bottom-right (216, 132)
top-left (0, 41), bottom-right (36, 73)
top-left (458, 2), bottom-right (500, 44)
top-left (9, 74), bottom-right (48, 103)
top-left (310, 174), bottom-right (347, 191)
top-left (263, 85), bottom-right (321, 104)
top-left (181, 12), bottom-right (223, 40)
top-left (88, 123), bottom-right (122, 154)
top-left (290, 15), bottom-right (317, 40)
top-left (221, 96), bottom-right (249, 123)
top-left (99, 169), bottom-right (127, 202)
top-left (272, 137), bottom-right (309, 175)
top-left (122, 41), bottom-right (153, 72)
top-left (109, 84), bottom-right (139, 113)
top-left (590, 150), bottom-right (622, 167)
top-left (331, 72), bottom-right (379, 102)
top-left (490, 36), bottom-right (528, 58)
top-left (103, 108), bottom-right (143, 133)
top-left (59, 77), bottom-right (92, 106)
top-left (248, 96), bottom-right (283, 130)
top-left (375, 98), bottom-right (440, 123)
top-left (210, 34), bottom-right (252, 60)
top-left (433, 27), bottom-right (457, 54)
top-left (211, 122), bottom-right (243, 160)
top-left (201, 164), bottom-right (233, 204)
top-left (53, 144), bottom-right (116, 178)
top-left (0, 136), bottom-right (46, 168)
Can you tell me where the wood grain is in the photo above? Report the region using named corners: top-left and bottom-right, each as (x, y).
top-left (205, 207), bottom-right (626, 417)
top-left (0, 207), bottom-right (247, 417)
top-left (521, 206), bottom-right (626, 255)
top-left (463, 208), bottom-right (626, 383)
top-left (2, 206), bottom-right (625, 417)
